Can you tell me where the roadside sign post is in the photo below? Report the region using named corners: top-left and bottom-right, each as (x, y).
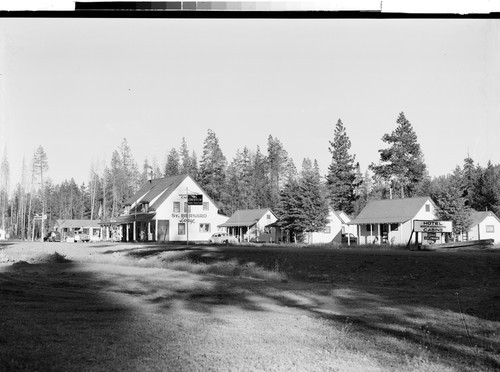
top-left (412, 220), bottom-right (453, 249)
top-left (181, 190), bottom-right (203, 245)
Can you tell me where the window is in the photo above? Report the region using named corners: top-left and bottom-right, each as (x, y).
top-left (425, 204), bottom-right (430, 212)
top-left (486, 225), bottom-right (495, 233)
top-left (266, 214), bottom-right (271, 220)
top-left (203, 202), bottom-right (209, 211)
top-left (178, 223), bottom-right (185, 235)
top-left (323, 226), bottom-right (331, 234)
top-left (184, 202), bottom-right (189, 213)
top-left (173, 202), bottom-right (180, 213)
top-left (199, 223), bottom-right (211, 233)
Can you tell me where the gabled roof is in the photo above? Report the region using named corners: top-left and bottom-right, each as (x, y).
top-left (125, 174), bottom-right (187, 207)
top-left (219, 208), bottom-right (275, 227)
top-left (124, 174), bottom-right (219, 212)
top-left (55, 219), bottom-right (101, 229)
top-left (469, 210), bottom-right (500, 227)
top-left (333, 210), bottom-right (351, 224)
top-left (349, 197), bottom-right (434, 224)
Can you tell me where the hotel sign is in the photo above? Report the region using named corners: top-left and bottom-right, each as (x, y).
top-left (414, 220), bottom-right (452, 233)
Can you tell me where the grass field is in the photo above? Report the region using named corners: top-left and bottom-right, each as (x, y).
top-left (0, 241), bottom-right (499, 371)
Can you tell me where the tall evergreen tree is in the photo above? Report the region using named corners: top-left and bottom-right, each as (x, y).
top-left (0, 150), bottom-right (10, 231)
top-left (33, 146), bottom-right (49, 239)
top-left (431, 167), bottom-right (473, 236)
top-left (151, 156), bottom-right (163, 179)
top-left (266, 135), bottom-right (293, 209)
top-left (326, 119), bottom-right (359, 214)
top-left (199, 129), bottom-right (227, 204)
top-left (275, 158), bottom-right (329, 243)
top-left (298, 159), bottom-right (330, 243)
top-left (251, 146), bottom-right (272, 209)
top-left (461, 156), bottom-right (482, 209)
top-left (474, 162), bottom-right (500, 214)
top-left (178, 137), bottom-right (194, 176)
top-left (223, 150), bottom-right (243, 215)
top-left (190, 151), bottom-right (199, 180)
top-left (275, 177), bottom-right (302, 242)
top-left (109, 150), bottom-right (123, 217)
top-left (164, 148), bottom-right (180, 177)
top-left (369, 112), bottom-right (428, 199)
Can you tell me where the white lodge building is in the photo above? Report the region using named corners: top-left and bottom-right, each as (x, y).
top-left (117, 174), bottom-right (229, 242)
top-left (348, 197), bottom-right (438, 245)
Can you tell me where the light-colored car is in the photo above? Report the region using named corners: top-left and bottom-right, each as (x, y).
top-left (74, 231), bottom-right (90, 243)
top-left (209, 232), bottom-right (238, 244)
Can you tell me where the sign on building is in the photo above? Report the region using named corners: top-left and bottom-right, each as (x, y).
top-left (188, 194), bottom-right (203, 205)
top-left (414, 220), bottom-right (453, 233)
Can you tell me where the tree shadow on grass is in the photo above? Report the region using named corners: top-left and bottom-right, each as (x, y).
top-left (4, 245), bottom-right (497, 371)
top-left (0, 260), bottom-right (196, 371)
top-left (96, 244), bottom-right (500, 371)
top-left (88, 258), bottom-right (499, 371)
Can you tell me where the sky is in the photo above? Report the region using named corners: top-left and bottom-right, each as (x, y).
top-left (1, 17), bottom-right (499, 187)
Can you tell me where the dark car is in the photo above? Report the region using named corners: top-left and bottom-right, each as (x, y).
top-left (44, 231), bottom-right (61, 242)
top-left (341, 233), bottom-right (357, 244)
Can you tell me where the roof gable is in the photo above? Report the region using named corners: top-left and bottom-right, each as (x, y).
top-left (125, 174), bottom-right (187, 207)
top-left (55, 219), bottom-right (101, 229)
top-left (333, 210), bottom-right (351, 224)
top-left (349, 197), bottom-right (434, 224)
top-left (126, 174), bottom-right (221, 213)
top-left (470, 211), bottom-right (500, 227)
top-left (220, 208), bottom-right (275, 227)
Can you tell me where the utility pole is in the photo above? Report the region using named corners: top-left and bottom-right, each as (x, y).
top-left (186, 187), bottom-right (189, 246)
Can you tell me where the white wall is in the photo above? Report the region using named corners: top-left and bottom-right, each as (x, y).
top-left (310, 210), bottom-right (343, 244)
top-left (468, 215), bottom-right (500, 243)
top-left (155, 177), bottom-right (229, 242)
top-left (251, 210), bottom-right (278, 242)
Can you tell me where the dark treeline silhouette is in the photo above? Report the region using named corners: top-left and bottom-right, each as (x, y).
top-left (3, 113), bottom-right (500, 240)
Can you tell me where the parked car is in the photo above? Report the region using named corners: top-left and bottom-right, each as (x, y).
top-left (341, 233), bottom-right (357, 244)
top-left (44, 231), bottom-right (61, 242)
top-left (208, 232), bottom-right (238, 244)
top-left (74, 231), bottom-right (90, 243)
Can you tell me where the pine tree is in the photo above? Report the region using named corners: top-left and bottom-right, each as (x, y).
top-left (223, 150), bottom-right (242, 215)
top-left (251, 146), bottom-right (272, 209)
top-left (179, 137), bottom-right (193, 175)
top-left (164, 148), bottom-right (180, 177)
top-left (369, 112), bottom-right (427, 199)
top-left (297, 159), bottom-right (330, 243)
top-left (275, 158), bottom-right (329, 243)
top-left (326, 119), bottom-right (359, 214)
top-left (190, 151), bottom-right (199, 180)
top-left (109, 150), bottom-right (122, 217)
top-left (462, 156), bottom-right (482, 209)
top-left (275, 177), bottom-right (302, 242)
top-left (119, 138), bottom-right (141, 200)
top-left (199, 129), bottom-right (227, 204)
top-left (151, 156), bottom-right (162, 179)
top-left (33, 146), bottom-right (48, 240)
top-left (267, 135), bottom-right (292, 209)
top-left (0, 150), bottom-right (10, 231)
top-left (474, 162), bottom-right (500, 214)
top-left (432, 167), bottom-right (473, 236)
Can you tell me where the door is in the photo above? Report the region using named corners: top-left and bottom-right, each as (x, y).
top-left (157, 220), bottom-right (169, 242)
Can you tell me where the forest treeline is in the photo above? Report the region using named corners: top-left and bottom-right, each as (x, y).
top-left (2, 112), bottom-right (499, 240)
